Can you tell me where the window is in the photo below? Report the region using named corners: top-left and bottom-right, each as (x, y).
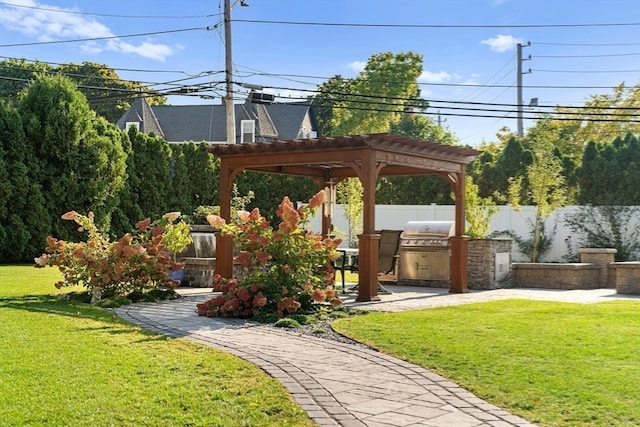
top-left (241, 120), bottom-right (255, 143)
top-left (125, 121), bottom-right (140, 131)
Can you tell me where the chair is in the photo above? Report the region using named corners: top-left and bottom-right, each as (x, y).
top-left (337, 230), bottom-right (402, 294)
top-left (377, 229), bottom-right (402, 277)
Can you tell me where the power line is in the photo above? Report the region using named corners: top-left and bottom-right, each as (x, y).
top-left (0, 27), bottom-right (209, 48)
top-left (0, 1), bottom-right (218, 19)
top-left (234, 19), bottom-right (640, 29)
top-left (531, 41), bottom-right (640, 46)
top-left (534, 53), bottom-right (640, 58)
top-left (533, 68), bottom-right (640, 73)
top-left (0, 55), bottom-right (211, 75)
top-left (232, 68), bottom-right (628, 90)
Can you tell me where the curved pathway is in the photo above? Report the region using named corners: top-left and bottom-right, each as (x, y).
top-left (114, 286), bottom-right (558, 427)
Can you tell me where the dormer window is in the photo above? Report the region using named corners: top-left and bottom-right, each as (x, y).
top-left (241, 120), bottom-right (255, 143)
top-left (125, 121), bottom-right (140, 131)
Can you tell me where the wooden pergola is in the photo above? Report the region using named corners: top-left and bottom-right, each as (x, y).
top-left (207, 133), bottom-right (480, 302)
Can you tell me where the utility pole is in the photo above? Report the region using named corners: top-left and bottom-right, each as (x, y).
top-left (516, 42), bottom-right (531, 137)
top-left (224, 0), bottom-right (235, 144)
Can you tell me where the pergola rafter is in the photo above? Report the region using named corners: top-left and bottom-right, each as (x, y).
top-left (208, 133), bottom-right (480, 302)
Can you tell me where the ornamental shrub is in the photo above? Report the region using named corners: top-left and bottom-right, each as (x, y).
top-left (196, 191), bottom-right (342, 318)
top-left (35, 211), bottom-right (183, 299)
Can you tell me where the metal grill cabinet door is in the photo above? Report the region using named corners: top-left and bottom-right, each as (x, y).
top-left (399, 250), bottom-right (450, 281)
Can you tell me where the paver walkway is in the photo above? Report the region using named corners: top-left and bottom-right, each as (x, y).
top-left (115, 286), bottom-right (638, 427)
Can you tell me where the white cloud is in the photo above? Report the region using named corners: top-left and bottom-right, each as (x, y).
top-left (418, 70), bottom-right (458, 84)
top-left (0, 1), bottom-right (177, 61)
top-left (481, 34), bottom-right (523, 53)
top-left (346, 61), bottom-right (366, 73)
top-left (107, 40), bottom-right (179, 62)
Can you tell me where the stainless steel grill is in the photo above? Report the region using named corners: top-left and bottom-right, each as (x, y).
top-left (398, 221), bottom-right (453, 282)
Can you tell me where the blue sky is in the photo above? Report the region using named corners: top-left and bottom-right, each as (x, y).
top-left (0, 0), bottom-right (638, 146)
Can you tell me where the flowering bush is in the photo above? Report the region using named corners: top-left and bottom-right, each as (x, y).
top-left (196, 191), bottom-right (342, 318)
top-left (35, 211), bottom-right (183, 298)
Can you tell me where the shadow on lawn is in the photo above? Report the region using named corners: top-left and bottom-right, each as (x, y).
top-left (0, 294), bottom-right (176, 341)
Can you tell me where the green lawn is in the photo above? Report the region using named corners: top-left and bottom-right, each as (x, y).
top-left (0, 265), bottom-right (315, 427)
top-left (333, 298), bottom-right (640, 426)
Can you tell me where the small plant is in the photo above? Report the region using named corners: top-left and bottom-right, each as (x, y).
top-left (288, 314), bottom-right (317, 325)
top-left (274, 318), bottom-right (301, 329)
top-left (161, 212), bottom-right (193, 261)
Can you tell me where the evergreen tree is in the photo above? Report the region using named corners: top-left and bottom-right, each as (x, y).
top-left (169, 145), bottom-right (191, 213)
top-left (0, 101), bottom-right (49, 261)
top-left (181, 142), bottom-right (219, 211)
top-left (127, 128), bottom-right (173, 219)
top-left (18, 74), bottom-right (127, 240)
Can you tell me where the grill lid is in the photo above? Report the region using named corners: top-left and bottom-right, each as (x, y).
top-left (401, 221), bottom-right (454, 239)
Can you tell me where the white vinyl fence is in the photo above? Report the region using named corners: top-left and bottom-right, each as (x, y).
top-left (307, 205), bottom-right (637, 262)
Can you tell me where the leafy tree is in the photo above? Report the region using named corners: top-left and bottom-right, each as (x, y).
top-left (389, 113), bottom-right (458, 145)
top-left (464, 175), bottom-right (498, 239)
top-left (180, 142), bottom-right (219, 210)
top-left (520, 82), bottom-right (639, 162)
top-left (0, 101), bottom-right (50, 261)
top-left (56, 61), bottom-right (166, 123)
top-left (310, 76), bottom-right (353, 136)
top-left (565, 133), bottom-right (640, 260)
top-left (0, 59), bottom-right (166, 123)
top-left (169, 145), bottom-right (191, 213)
top-left (336, 178), bottom-right (363, 248)
top-left (313, 51), bottom-right (426, 136)
top-left (236, 172), bottom-right (317, 222)
top-left (505, 140), bottom-right (567, 262)
top-left (375, 113), bottom-right (460, 205)
top-left (476, 137), bottom-right (533, 201)
top-left (18, 74), bottom-right (127, 241)
top-left (126, 128), bottom-right (173, 220)
top-left (578, 133), bottom-right (640, 205)
top-left (0, 58), bottom-right (50, 103)
top-left (109, 132), bottom-right (143, 238)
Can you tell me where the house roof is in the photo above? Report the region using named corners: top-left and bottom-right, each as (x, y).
top-left (115, 95), bottom-right (313, 143)
top-left (116, 94), bottom-right (164, 137)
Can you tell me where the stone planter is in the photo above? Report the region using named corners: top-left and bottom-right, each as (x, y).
top-left (467, 238), bottom-right (512, 289)
top-left (511, 262), bottom-right (601, 289)
top-left (610, 262), bottom-right (640, 295)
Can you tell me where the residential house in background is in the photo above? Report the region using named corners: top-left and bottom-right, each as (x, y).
top-left (115, 93), bottom-right (317, 144)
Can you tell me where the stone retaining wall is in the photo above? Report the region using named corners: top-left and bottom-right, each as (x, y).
top-left (610, 262), bottom-right (640, 295)
top-left (511, 263), bottom-right (601, 289)
top-left (512, 248), bottom-right (640, 294)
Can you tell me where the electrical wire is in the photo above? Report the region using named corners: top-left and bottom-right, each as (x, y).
top-left (0, 1), bottom-right (218, 19)
top-left (0, 27), bottom-right (210, 48)
top-left (233, 19), bottom-right (640, 29)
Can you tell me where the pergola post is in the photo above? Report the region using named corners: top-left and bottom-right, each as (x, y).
top-left (449, 170), bottom-right (469, 293)
top-left (356, 149), bottom-right (380, 302)
top-left (215, 160), bottom-right (235, 279)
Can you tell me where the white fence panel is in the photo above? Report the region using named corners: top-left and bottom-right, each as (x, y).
top-left (307, 204), bottom-right (628, 262)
